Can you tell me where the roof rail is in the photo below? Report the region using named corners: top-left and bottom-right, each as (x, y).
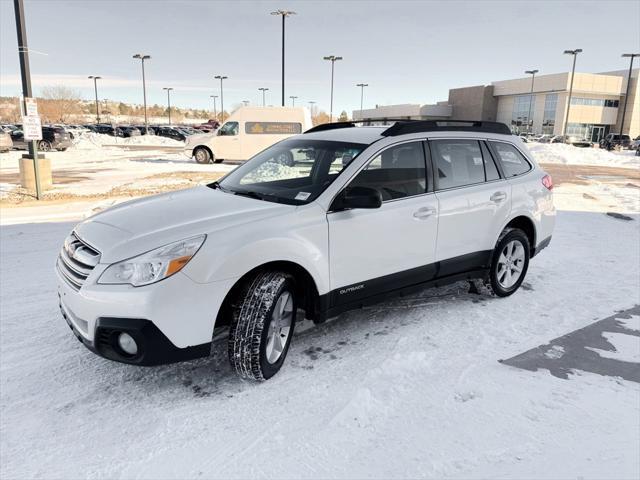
top-left (381, 120), bottom-right (512, 136)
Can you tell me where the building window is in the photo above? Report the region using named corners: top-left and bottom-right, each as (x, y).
top-left (511, 95), bottom-right (534, 134)
top-left (569, 97), bottom-right (619, 108)
top-left (542, 93), bottom-right (558, 135)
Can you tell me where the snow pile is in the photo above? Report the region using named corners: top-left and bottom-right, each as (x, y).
top-left (72, 132), bottom-right (184, 150)
top-left (528, 143), bottom-right (639, 168)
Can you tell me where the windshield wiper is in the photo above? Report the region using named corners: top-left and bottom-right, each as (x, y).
top-left (232, 189), bottom-right (266, 201)
top-left (209, 181), bottom-right (231, 193)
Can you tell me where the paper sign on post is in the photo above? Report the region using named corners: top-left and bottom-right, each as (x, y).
top-left (24, 97), bottom-right (38, 116)
top-left (22, 115), bottom-right (42, 141)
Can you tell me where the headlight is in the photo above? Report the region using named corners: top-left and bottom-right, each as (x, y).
top-left (98, 235), bottom-right (205, 287)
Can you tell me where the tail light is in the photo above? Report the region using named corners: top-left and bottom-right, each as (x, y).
top-left (542, 174), bottom-right (553, 190)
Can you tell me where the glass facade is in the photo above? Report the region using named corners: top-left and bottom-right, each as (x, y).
top-left (566, 123), bottom-right (607, 142)
top-left (511, 95), bottom-right (534, 133)
top-left (570, 97), bottom-right (620, 107)
top-left (542, 93), bottom-right (558, 135)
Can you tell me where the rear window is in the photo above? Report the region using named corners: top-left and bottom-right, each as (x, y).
top-left (490, 142), bottom-right (532, 177)
top-left (245, 122), bottom-right (302, 135)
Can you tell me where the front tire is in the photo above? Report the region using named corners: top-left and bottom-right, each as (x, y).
top-left (485, 228), bottom-right (530, 297)
top-left (228, 271), bottom-right (297, 380)
top-left (38, 140), bottom-right (51, 152)
top-left (194, 146), bottom-right (212, 164)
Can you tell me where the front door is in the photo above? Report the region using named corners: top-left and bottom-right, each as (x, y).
top-left (328, 141), bottom-right (438, 307)
top-left (591, 126), bottom-right (605, 143)
top-left (214, 121), bottom-right (241, 160)
top-left (430, 139), bottom-right (512, 275)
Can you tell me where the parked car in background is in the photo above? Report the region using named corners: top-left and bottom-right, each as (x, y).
top-left (94, 125), bottom-right (125, 137)
top-left (196, 119), bottom-right (220, 132)
top-left (135, 125), bottom-right (155, 135)
top-left (1, 124), bottom-right (19, 134)
top-left (185, 106), bottom-right (312, 163)
top-left (0, 132), bottom-right (13, 152)
top-left (10, 126), bottom-right (71, 151)
top-left (119, 126), bottom-right (142, 138)
top-left (550, 135), bottom-right (592, 147)
top-left (600, 133), bottom-right (632, 150)
top-left (155, 126), bottom-right (187, 141)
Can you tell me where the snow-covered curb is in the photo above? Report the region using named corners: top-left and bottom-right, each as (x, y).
top-left (528, 143), bottom-right (639, 168)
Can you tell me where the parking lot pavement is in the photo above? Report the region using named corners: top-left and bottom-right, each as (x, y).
top-left (502, 305), bottom-right (640, 383)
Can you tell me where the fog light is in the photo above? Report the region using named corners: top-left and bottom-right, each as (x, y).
top-left (117, 332), bottom-right (138, 356)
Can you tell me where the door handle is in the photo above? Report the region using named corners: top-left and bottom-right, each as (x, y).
top-left (490, 191), bottom-right (507, 203)
top-left (413, 207), bottom-right (436, 219)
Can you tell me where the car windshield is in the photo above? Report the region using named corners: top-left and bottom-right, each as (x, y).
top-left (215, 138), bottom-right (367, 205)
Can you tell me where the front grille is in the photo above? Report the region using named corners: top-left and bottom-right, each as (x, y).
top-left (57, 233), bottom-right (100, 291)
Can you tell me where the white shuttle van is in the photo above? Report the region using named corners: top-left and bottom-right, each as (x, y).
top-left (184, 106), bottom-right (312, 164)
top-left (57, 120), bottom-right (555, 381)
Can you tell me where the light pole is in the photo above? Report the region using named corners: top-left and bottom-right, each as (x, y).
top-left (214, 75), bottom-right (228, 123)
top-left (88, 75), bottom-right (102, 123)
top-left (308, 101), bottom-right (316, 117)
top-left (163, 87), bottom-right (173, 125)
top-left (323, 55), bottom-right (342, 122)
top-left (524, 70), bottom-right (538, 134)
top-left (562, 49), bottom-right (582, 140)
top-left (270, 10), bottom-right (296, 106)
top-left (289, 95), bottom-right (298, 106)
top-left (133, 54), bottom-right (151, 133)
top-left (242, 100), bottom-right (250, 106)
top-left (356, 83), bottom-right (368, 115)
top-left (210, 95), bottom-right (218, 120)
top-left (620, 53), bottom-right (639, 135)
top-left (258, 87), bottom-right (269, 106)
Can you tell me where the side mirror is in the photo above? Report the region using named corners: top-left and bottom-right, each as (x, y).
top-left (332, 186), bottom-right (382, 211)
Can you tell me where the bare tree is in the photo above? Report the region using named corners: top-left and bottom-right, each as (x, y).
top-left (39, 85), bottom-right (82, 123)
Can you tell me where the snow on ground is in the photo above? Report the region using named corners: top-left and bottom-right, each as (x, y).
top-left (72, 132), bottom-right (186, 149)
top-left (528, 142), bottom-right (639, 168)
top-left (0, 210), bottom-right (638, 479)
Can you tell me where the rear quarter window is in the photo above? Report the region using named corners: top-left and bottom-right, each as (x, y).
top-left (490, 141), bottom-right (532, 177)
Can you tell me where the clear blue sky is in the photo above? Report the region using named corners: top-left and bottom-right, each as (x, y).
top-left (1, 0), bottom-right (639, 115)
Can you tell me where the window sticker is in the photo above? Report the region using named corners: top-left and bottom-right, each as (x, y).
top-left (295, 192), bottom-right (311, 201)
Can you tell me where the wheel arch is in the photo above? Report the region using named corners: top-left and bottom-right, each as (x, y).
top-left (215, 260), bottom-right (321, 328)
top-left (502, 214), bottom-right (536, 249)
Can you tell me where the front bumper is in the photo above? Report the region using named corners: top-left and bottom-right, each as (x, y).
top-left (60, 297), bottom-right (211, 365)
top-left (56, 263), bottom-right (238, 365)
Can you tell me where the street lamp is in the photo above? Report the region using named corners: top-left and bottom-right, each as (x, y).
top-left (132, 54), bottom-right (151, 133)
top-left (289, 95), bottom-right (298, 107)
top-left (210, 95), bottom-right (218, 119)
top-left (214, 75), bottom-right (228, 123)
top-left (562, 49), bottom-right (582, 140)
top-left (323, 55), bottom-right (343, 122)
top-left (270, 9), bottom-right (296, 106)
top-left (308, 100), bottom-right (316, 116)
top-left (242, 100), bottom-right (250, 106)
top-left (524, 70), bottom-right (538, 134)
top-left (163, 87), bottom-right (173, 125)
top-left (620, 53), bottom-right (640, 136)
top-left (258, 87), bottom-right (269, 106)
top-left (356, 83), bottom-right (368, 115)
top-left (88, 75), bottom-right (102, 123)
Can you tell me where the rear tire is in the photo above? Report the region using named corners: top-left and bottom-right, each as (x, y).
top-left (194, 146), bottom-right (212, 164)
top-left (228, 271), bottom-right (297, 380)
top-left (38, 140), bottom-right (51, 152)
top-left (484, 228), bottom-right (530, 297)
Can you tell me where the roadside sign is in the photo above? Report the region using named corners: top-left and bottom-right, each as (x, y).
top-left (22, 115), bottom-right (42, 140)
top-left (24, 97), bottom-right (38, 116)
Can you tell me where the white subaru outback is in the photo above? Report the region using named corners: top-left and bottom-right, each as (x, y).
top-left (57, 120), bottom-right (555, 380)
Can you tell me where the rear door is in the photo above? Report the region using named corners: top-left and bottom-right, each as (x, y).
top-left (327, 141), bottom-right (439, 306)
top-left (431, 138), bottom-right (511, 275)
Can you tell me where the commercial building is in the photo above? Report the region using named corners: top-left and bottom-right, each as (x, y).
top-left (353, 69), bottom-right (639, 142)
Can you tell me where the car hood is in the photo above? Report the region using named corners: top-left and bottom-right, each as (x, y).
top-left (75, 186), bottom-right (292, 263)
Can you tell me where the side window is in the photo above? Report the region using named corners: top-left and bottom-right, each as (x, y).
top-left (480, 141), bottom-right (501, 181)
top-left (218, 122), bottom-right (239, 136)
top-left (350, 142), bottom-right (427, 201)
top-left (431, 140), bottom-right (485, 190)
top-left (490, 142), bottom-right (531, 177)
